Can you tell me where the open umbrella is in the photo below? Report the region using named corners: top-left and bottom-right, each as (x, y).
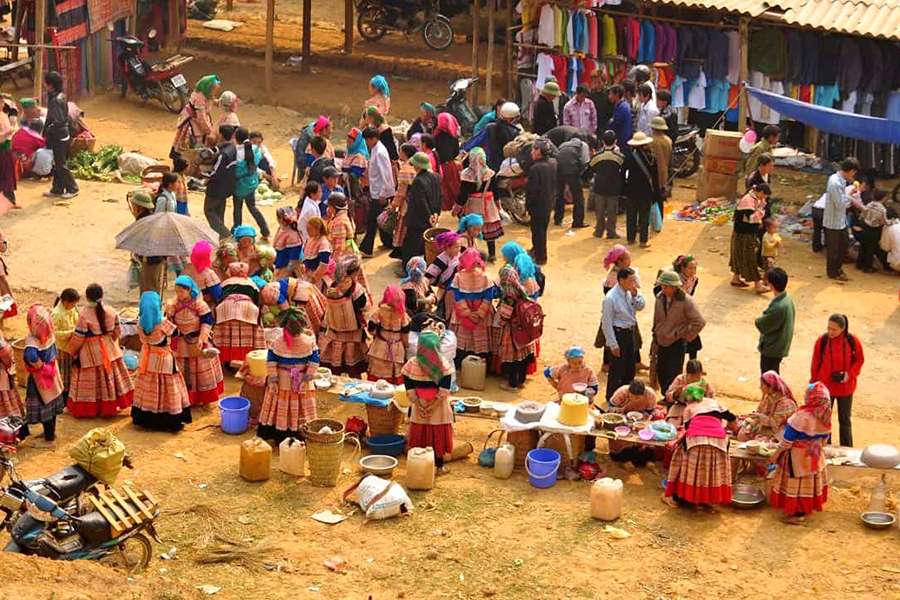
top-left (115, 212), bottom-right (218, 256)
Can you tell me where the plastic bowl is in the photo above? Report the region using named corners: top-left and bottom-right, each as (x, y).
top-left (638, 428), bottom-right (655, 441)
top-left (365, 434), bottom-right (407, 457)
top-left (626, 411), bottom-right (644, 422)
top-left (614, 425), bottom-right (631, 437)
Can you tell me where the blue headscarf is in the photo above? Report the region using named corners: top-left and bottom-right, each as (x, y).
top-left (139, 291), bottom-right (163, 334)
top-left (233, 224), bottom-right (257, 240)
top-left (501, 241), bottom-right (525, 265)
top-left (369, 75), bottom-right (390, 97)
top-left (401, 256), bottom-right (427, 284)
top-left (347, 128), bottom-right (370, 159)
top-left (513, 252), bottom-right (536, 281)
top-left (251, 275), bottom-right (267, 289)
top-left (457, 213), bottom-right (484, 234)
top-left (175, 275), bottom-right (200, 299)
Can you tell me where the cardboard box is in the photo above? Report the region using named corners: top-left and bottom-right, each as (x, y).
top-left (703, 130), bottom-right (743, 160)
top-left (704, 155), bottom-right (741, 175)
top-left (696, 168), bottom-right (738, 203)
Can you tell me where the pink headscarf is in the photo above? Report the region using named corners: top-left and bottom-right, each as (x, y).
top-left (191, 240), bottom-right (214, 273)
top-left (459, 247), bottom-right (484, 271)
top-left (380, 284), bottom-right (405, 314)
top-left (603, 244), bottom-right (628, 269)
top-left (788, 382), bottom-right (832, 437)
top-left (27, 304), bottom-right (54, 345)
top-left (761, 370), bottom-right (794, 402)
top-left (435, 112), bottom-right (460, 138)
top-left (436, 231), bottom-right (461, 250)
top-left (313, 115), bottom-right (330, 135)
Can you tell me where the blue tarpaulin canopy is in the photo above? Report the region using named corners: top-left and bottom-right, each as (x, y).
top-left (745, 85), bottom-right (900, 146)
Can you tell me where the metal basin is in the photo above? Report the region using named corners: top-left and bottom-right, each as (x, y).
top-left (731, 484), bottom-right (766, 509)
top-left (860, 511), bottom-right (896, 530)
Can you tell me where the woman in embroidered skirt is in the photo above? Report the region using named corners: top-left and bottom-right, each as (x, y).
top-left (50, 288), bottom-right (80, 398)
top-left (403, 330), bottom-right (454, 473)
top-left (0, 331), bottom-right (24, 427)
top-left (492, 264), bottom-right (536, 391)
top-left (257, 308), bottom-right (320, 443)
top-left (389, 143), bottom-right (418, 259)
top-left (664, 385), bottom-right (736, 509)
top-left (366, 285), bottom-right (410, 384)
top-left (184, 240), bottom-right (223, 307)
top-left (172, 74), bottom-right (219, 152)
top-left (737, 370), bottom-right (797, 442)
top-left (769, 382), bottom-right (832, 523)
top-left (168, 276), bottom-right (224, 405)
top-left (729, 184), bottom-right (770, 293)
top-left (400, 256), bottom-right (435, 316)
top-left (22, 305), bottom-right (65, 441)
top-left (319, 255), bottom-right (371, 378)
top-left (67, 284), bottom-right (134, 418)
top-left (326, 193), bottom-right (355, 261)
top-left (425, 231), bottom-right (462, 319)
top-left (449, 249), bottom-right (496, 366)
top-left (273, 207), bottom-right (302, 279)
top-left (303, 216), bottom-right (333, 289)
top-left (131, 291), bottom-right (192, 432)
top-left (214, 262), bottom-right (265, 365)
top-left (457, 147), bottom-right (502, 261)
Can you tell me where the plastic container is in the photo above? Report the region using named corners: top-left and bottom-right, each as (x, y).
top-left (590, 477), bottom-right (624, 521)
top-left (279, 437), bottom-right (306, 477)
top-left (867, 474), bottom-right (888, 513)
top-left (406, 447), bottom-right (436, 490)
top-left (239, 437), bottom-right (272, 482)
top-left (459, 355), bottom-right (486, 391)
top-left (245, 350), bottom-right (268, 378)
top-left (366, 434), bottom-right (407, 457)
top-left (525, 448), bottom-right (560, 489)
top-left (219, 396), bottom-right (251, 435)
top-left (493, 443), bottom-right (515, 480)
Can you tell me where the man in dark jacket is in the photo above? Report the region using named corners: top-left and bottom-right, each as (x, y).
top-left (555, 136), bottom-right (590, 228)
top-left (306, 136), bottom-right (335, 185)
top-left (607, 84), bottom-right (633, 152)
top-left (526, 138), bottom-right (557, 265)
top-left (42, 71), bottom-right (79, 199)
top-left (401, 151), bottom-right (442, 265)
top-left (623, 132), bottom-right (659, 248)
top-left (532, 81), bottom-right (561, 136)
top-left (204, 124), bottom-right (237, 239)
top-left (588, 130), bottom-right (625, 239)
top-left (485, 103), bottom-right (520, 172)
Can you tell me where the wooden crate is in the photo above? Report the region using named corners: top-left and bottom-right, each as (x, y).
top-left (88, 485), bottom-right (159, 537)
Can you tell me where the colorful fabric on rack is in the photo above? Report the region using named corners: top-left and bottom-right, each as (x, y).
top-left (749, 28), bottom-right (786, 77)
top-left (837, 37), bottom-right (862, 99)
top-left (726, 30), bottom-right (740, 85)
top-left (799, 32), bottom-right (820, 85)
top-left (705, 30), bottom-right (729, 82)
top-left (587, 13), bottom-right (599, 56)
top-left (748, 71), bottom-right (783, 124)
top-left (784, 30), bottom-right (803, 83)
top-left (574, 10), bottom-right (589, 54)
top-left (638, 20), bottom-right (655, 63)
top-left (52, 0), bottom-right (90, 44)
top-left (551, 54), bottom-right (568, 92)
top-left (702, 79), bottom-right (730, 113)
top-left (858, 39), bottom-right (882, 92)
top-left (601, 15), bottom-right (617, 57)
top-left (583, 58), bottom-right (597, 83)
top-left (568, 57), bottom-right (581, 95)
top-left (537, 3), bottom-right (555, 47)
top-left (516, 28), bottom-right (536, 70)
top-left (624, 17), bottom-right (640, 60)
top-left (814, 84), bottom-right (840, 109)
top-left (561, 9), bottom-right (570, 54)
top-left (671, 75), bottom-right (686, 108)
top-left (536, 52), bottom-right (555, 88)
top-left (687, 71), bottom-right (707, 110)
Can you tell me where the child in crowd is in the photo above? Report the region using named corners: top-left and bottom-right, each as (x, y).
top-left (273, 207), bottom-right (302, 278)
top-left (50, 287), bottom-right (80, 398)
top-left (23, 305), bottom-right (65, 442)
top-left (761, 218), bottom-right (782, 269)
top-left (156, 172), bottom-right (179, 213)
top-left (171, 158), bottom-right (190, 215)
top-left (544, 346), bottom-right (598, 400)
top-left (249, 130), bottom-right (278, 189)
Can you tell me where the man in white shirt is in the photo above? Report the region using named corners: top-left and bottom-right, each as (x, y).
top-left (359, 127), bottom-right (396, 257)
top-left (635, 84), bottom-right (659, 136)
top-left (297, 181), bottom-right (322, 246)
top-left (823, 158), bottom-right (861, 281)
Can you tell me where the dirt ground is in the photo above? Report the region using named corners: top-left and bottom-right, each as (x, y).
top-left (1, 49), bottom-right (900, 600)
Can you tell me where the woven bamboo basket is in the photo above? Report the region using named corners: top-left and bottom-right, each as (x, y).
top-left (305, 434), bottom-right (360, 487)
top-left (506, 429), bottom-right (538, 471)
top-left (365, 403), bottom-right (402, 436)
top-left (423, 227), bottom-right (450, 264)
top-left (11, 338), bottom-right (25, 389)
top-left (303, 418), bottom-right (344, 444)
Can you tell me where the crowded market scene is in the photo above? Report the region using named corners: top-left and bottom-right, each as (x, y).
top-left (0, 0), bottom-right (898, 597)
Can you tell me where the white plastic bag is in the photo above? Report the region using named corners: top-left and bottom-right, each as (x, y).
top-left (354, 475), bottom-right (413, 520)
top-left (32, 148), bottom-right (54, 177)
top-left (117, 152), bottom-right (157, 176)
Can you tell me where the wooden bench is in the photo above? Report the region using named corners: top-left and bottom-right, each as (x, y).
top-left (0, 57), bottom-right (33, 89)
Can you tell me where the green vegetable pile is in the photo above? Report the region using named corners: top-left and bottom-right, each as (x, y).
top-left (66, 145), bottom-right (124, 182)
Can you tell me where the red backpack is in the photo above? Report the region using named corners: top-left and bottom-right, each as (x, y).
top-left (511, 299), bottom-right (544, 349)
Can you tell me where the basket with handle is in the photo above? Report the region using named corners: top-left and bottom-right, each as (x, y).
top-left (141, 165), bottom-right (171, 188)
top-left (423, 227), bottom-right (450, 264)
top-left (365, 403), bottom-right (403, 436)
top-left (303, 418), bottom-right (345, 444)
top-left (478, 429), bottom-right (507, 467)
top-left (306, 431), bottom-right (360, 487)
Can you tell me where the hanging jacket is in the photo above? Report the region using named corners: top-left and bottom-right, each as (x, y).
top-left (638, 20), bottom-right (655, 63)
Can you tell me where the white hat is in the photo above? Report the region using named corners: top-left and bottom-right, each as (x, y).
top-left (499, 102), bottom-right (520, 119)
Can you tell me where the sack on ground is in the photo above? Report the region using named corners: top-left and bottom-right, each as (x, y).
top-left (352, 475), bottom-right (413, 520)
top-left (69, 428), bottom-right (126, 485)
top-left (117, 152), bottom-right (158, 176)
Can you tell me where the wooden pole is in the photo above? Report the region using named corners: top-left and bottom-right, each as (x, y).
top-left (84, 37), bottom-right (95, 95)
top-left (505, 3), bottom-right (514, 98)
top-left (226, 0), bottom-right (233, 11)
top-left (737, 17), bottom-right (750, 129)
top-left (343, 0), bottom-right (353, 54)
top-left (485, 0), bottom-right (495, 104)
top-left (167, 0), bottom-right (179, 50)
top-left (471, 1), bottom-right (480, 106)
top-left (265, 0), bottom-right (275, 94)
top-left (33, 0), bottom-right (46, 101)
top-left (130, 0), bottom-right (138, 34)
top-left (302, 0), bottom-right (312, 73)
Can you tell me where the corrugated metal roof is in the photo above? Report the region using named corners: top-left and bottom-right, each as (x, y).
top-left (647, 0), bottom-right (900, 40)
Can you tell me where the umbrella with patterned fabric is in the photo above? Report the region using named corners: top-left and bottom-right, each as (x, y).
top-left (115, 212), bottom-right (218, 257)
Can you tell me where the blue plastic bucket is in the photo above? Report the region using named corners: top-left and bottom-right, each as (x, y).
top-left (219, 396), bottom-right (251, 434)
top-left (526, 448), bottom-right (561, 489)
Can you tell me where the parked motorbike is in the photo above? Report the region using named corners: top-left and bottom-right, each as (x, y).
top-left (672, 124), bottom-right (701, 177)
top-left (115, 34), bottom-right (193, 114)
top-left (436, 77), bottom-right (489, 137)
top-left (0, 419), bottom-right (158, 574)
top-left (356, 0), bottom-right (455, 50)
top-left (495, 157), bottom-right (530, 226)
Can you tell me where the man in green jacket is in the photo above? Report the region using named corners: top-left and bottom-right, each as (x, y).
top-left (754, 267), bottom-right (795, 374)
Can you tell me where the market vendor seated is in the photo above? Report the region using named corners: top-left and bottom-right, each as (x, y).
top-left (663, 359), bottom-right (715, 427)
top-left (736, 370), bottom-right (797, 442)
top-left (606, 380), bottom-right (658, 465)
top-left (544, 346), bottom-right (598, 400)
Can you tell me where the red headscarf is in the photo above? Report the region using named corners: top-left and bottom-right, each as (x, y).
top-left (435, 112), bottom-right (460, 138)
top-left (380, 284), bottom-right (405, 315)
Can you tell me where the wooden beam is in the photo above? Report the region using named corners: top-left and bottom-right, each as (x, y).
top-left (344, 0), bottom-right (353, 54)
top-left (302, 0), bottom-right (312, 73)
top-left (471, 1), bottom-right (480, 107)
top-left (84, 37), bottom-right (95, 95)
top-left (505, 4), bottom-right (514, 97)
top-left (32, 0), bottom-right (45, 101)
top-left (130, 0), bottom-right (138, 35)
top-left (265, 0), bottom-right (275, 94)
top-left (485, 0), bottom-right (495, 104)
top-left (227, 0), bottom-right (233, 11)
top-left (737, 17), bottom-right (749, 128)
top-left (167, 0), bottom-right (179, 50)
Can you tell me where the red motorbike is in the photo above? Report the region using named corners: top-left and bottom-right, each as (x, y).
top-left (115, 34), bottom-right (193, 114)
